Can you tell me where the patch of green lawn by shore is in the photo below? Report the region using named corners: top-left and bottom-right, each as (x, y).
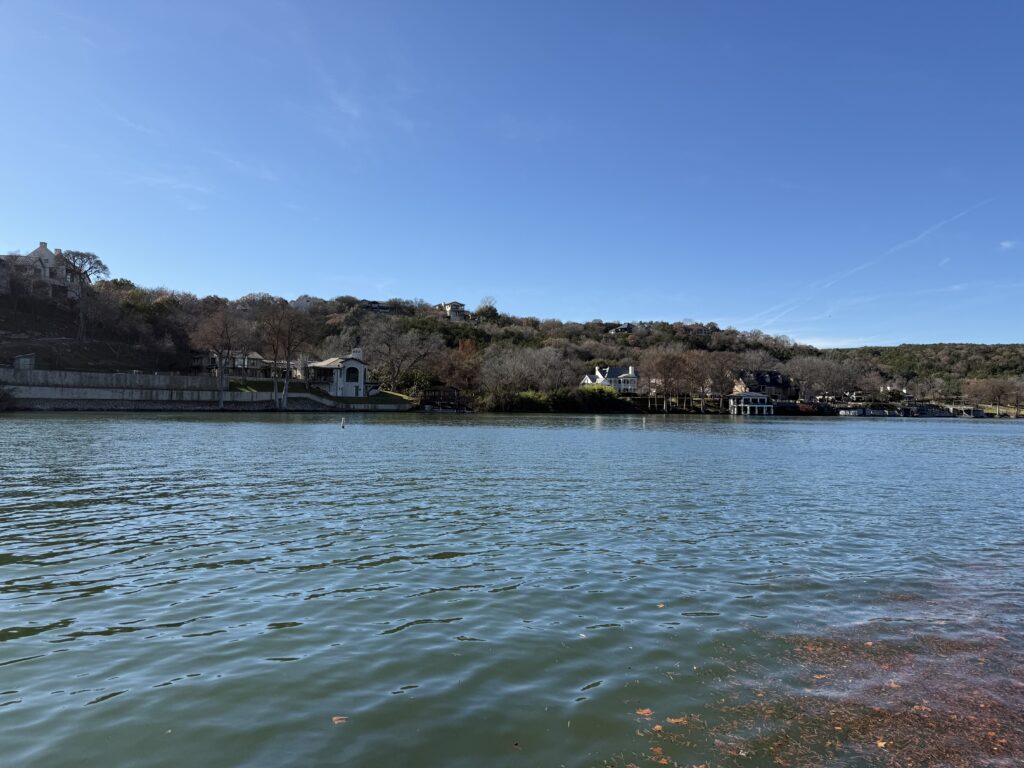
top-left (230, 379), bottom-right (411, 405)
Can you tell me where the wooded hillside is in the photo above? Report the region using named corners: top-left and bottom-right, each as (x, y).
top-left (3, 258), bottom-right (1023, 409)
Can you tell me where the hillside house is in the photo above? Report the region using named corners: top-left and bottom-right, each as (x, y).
top-left (307, 348), bottom-right (378, 398)
top-left (2, 242), bottom-right (80, 299)
top-left (580, 365), bottom-right (639, 394)
top-left (358, 299), bottom-right (395, 315)
top-left (437, 301), bottom-right (471, 322)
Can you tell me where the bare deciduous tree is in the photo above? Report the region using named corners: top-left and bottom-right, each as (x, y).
top-left (278, 306), bottom-right (313, 408)
top-left (191, 301), bottom-right (244, 409)
top-left (365, 320), bottom-right (445, 391)
top-left (61, 250), bottom-right (110, 340)
top-left (247, 294), bottom-right (290, 407)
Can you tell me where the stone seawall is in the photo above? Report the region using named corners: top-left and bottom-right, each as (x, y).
top-left (0, 368), bottom-right (412, 412)
top-left (0, 368), bottom-right (219, 390)
top-left (11, 398), bottom-right (277, 412)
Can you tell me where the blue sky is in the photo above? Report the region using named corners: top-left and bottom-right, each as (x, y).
top-left (1, 0), bottom-right (1021, 346)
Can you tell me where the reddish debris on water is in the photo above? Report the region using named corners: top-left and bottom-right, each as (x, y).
top-left (598, 621), bottom-right (1023, 768)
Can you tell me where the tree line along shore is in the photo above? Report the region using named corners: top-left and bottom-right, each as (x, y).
top-left (1, 245), bottom-right (1023, 414)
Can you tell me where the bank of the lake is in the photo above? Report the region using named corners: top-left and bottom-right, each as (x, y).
top-left (1, 413), bottom-right (1021, 767)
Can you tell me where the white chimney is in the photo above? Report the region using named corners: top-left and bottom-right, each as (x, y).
top-left (351, 347), bottom-right (363, 360)
top-left (628, 366), bottom-right (635, 375)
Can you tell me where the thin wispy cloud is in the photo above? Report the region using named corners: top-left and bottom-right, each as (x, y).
top-left (326, 86), bottom-right (363, 120)
top-left (744, 199), bottom-right (992, 333)
top-left (206, 150), bottom-right (278, 182)
top-left (813, 198), bottom-right (992, 289)
top-left (181, 198), bottom-right (208, 213)
top-left (999, 240), bottom-right (1017, 250)
top-left (274, 2), bottom-right (423, 147)
top-left (499, 114), bottom-right (570, 142)
top-left (814, 260), bottom-right (875, 290)
top-left (883, 198), bottom-right (993, 257)
top-left (126, 174), bottom-right (212, 195)
top-left (115, 114), bottom-right (161, 137)
top-left (733, 298), bottom-right (803, 326)
top-left (779, 281), bottom-right (998, 335)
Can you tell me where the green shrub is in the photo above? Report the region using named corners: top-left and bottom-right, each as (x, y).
top-left (480, 386), bottom-right (637, 413)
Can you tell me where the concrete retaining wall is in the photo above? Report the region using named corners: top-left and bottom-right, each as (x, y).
top-left (0, 367), bottom-right (413, 412)
top-left (0, 368), bottom-right (218, 390)
top-left (11, 398), bottom-right (276, 412)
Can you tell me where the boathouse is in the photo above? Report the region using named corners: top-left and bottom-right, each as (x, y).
top-left (728, 391), bottom-right (774, 415)
top-left (307, 348), bottom-right (375, 398)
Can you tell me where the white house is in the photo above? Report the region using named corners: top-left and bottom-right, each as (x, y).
top-left (307, 348), bottom-right (377, 398)
top-left (728, 391), bottom-right (774, 415)
top-left (437, 301), bottom-right (471, 322)
top-left (580, 365), bottom-right (639, 394)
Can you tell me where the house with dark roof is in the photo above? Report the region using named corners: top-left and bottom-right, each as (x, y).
top-left (580, 365), bottom-right (639, 394)
top-left (733, 370), bottom-right (800, 401)
top-left (191, 350), bottom-right (278, 379)
top-left (437, 301), bottom-right (471, 322)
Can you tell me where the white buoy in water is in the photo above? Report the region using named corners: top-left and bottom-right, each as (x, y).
top-left (341, 417), bottom-right (346, 429)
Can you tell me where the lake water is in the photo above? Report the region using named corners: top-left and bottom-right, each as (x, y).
top-left (2, 414), bottom-right (1022, 767)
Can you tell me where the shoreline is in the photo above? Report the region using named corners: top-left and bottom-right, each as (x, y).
top-left (2, 369), bottom-right (1016, 418)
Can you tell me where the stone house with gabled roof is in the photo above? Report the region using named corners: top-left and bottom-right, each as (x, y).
top-left (733, 370), bottom-right (800, 401)
top-left (2, 241), bottom-right (80, 299)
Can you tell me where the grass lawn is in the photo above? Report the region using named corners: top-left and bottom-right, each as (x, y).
top-left (230, 379), bottom-right (412, 406)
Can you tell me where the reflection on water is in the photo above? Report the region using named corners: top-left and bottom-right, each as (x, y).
top-left (1, 413), bottom-right (1022, 767)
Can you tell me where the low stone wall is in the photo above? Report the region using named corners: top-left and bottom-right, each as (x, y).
top-left (12, 398), bottom-right (276, 412)
top-left (0, 368), bottom-right (217, 390)
top-left (5, 384), bottom-right (255, 403)
top-left (0, 367), bottom-right (413, 412)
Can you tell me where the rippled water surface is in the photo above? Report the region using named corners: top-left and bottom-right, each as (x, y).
top-left (2, 413), bottom-right (1022, 767)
